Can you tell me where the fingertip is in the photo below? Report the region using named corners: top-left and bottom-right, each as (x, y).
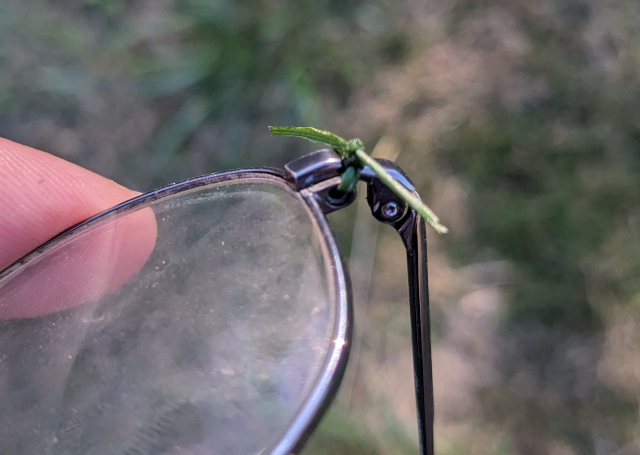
top-left (0, 137), bottom-right (159, 318)
top-left (0, 137), bottom-right (140, 270)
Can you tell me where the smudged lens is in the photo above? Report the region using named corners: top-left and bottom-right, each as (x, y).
top-left (0, 174), bottom-right (349, 455)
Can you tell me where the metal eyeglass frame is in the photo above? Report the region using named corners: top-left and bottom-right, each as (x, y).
top-left (0, 148), bottom-right (434, 455)
top-left (285, 149), bottom-right (434, 455)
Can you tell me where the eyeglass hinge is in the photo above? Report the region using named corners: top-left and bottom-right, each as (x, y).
top-left (284, 149), bottom-right (357, 214)
top-left (360, 160), bottom-right (435, 455)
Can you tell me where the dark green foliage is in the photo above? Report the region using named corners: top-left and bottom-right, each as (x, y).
top-left (138, 0), bottom-right (381, 158)
top-left (438, 1), bottom-right (640, 451)
top-left (303, 409), bottom-right (382, 455)
top-left (0, 0), bottom-right (408, 188)
top-left (442, 0), bottom-right (640, 328)
top-left (444, 119), bottom-right (604, 330)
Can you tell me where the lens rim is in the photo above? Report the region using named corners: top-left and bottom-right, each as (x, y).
top-left (0, 167), bottom-right (352, 455)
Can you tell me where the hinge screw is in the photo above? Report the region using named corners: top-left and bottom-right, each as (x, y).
top-left (381, 201), bottom-right (400, 220)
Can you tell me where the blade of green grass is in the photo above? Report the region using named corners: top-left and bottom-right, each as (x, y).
top-left (354, 149), bottom-right (448, 233)
top-left (269, 126), bottom-right (348, 155)
top-left (269, 125), bottom-right (448, 233)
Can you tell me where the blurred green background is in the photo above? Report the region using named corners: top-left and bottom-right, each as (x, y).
top-left (3, 0), bottom-right (640, 453)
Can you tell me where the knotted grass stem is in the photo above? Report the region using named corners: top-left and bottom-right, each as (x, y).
top-left (354, 149), bottom-right (448, 234)
top-left (269, 125), bottom-right (448, 234)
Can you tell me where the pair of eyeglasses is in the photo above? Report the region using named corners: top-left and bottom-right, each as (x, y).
top-left (0, 148), bottom-right (434, 455)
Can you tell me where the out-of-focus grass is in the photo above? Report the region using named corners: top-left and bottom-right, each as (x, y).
top-left (4, 0), bottom-right (640, 453)
top-left (303, 409), bottom-right (382, 455)
top-left (305, 405), bottom-right (419, 455)
top-left (0, 0), bottom-right (411, 189)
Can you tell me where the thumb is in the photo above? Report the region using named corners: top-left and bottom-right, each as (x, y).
top-left (0, 138), bottom-right (157, 318)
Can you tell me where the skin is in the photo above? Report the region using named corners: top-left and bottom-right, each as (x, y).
top-left (0, 137), bottom-right (158, 318)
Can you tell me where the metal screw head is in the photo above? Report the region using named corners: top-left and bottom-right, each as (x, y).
top-left (381, 201), bottom-right (400, 220)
